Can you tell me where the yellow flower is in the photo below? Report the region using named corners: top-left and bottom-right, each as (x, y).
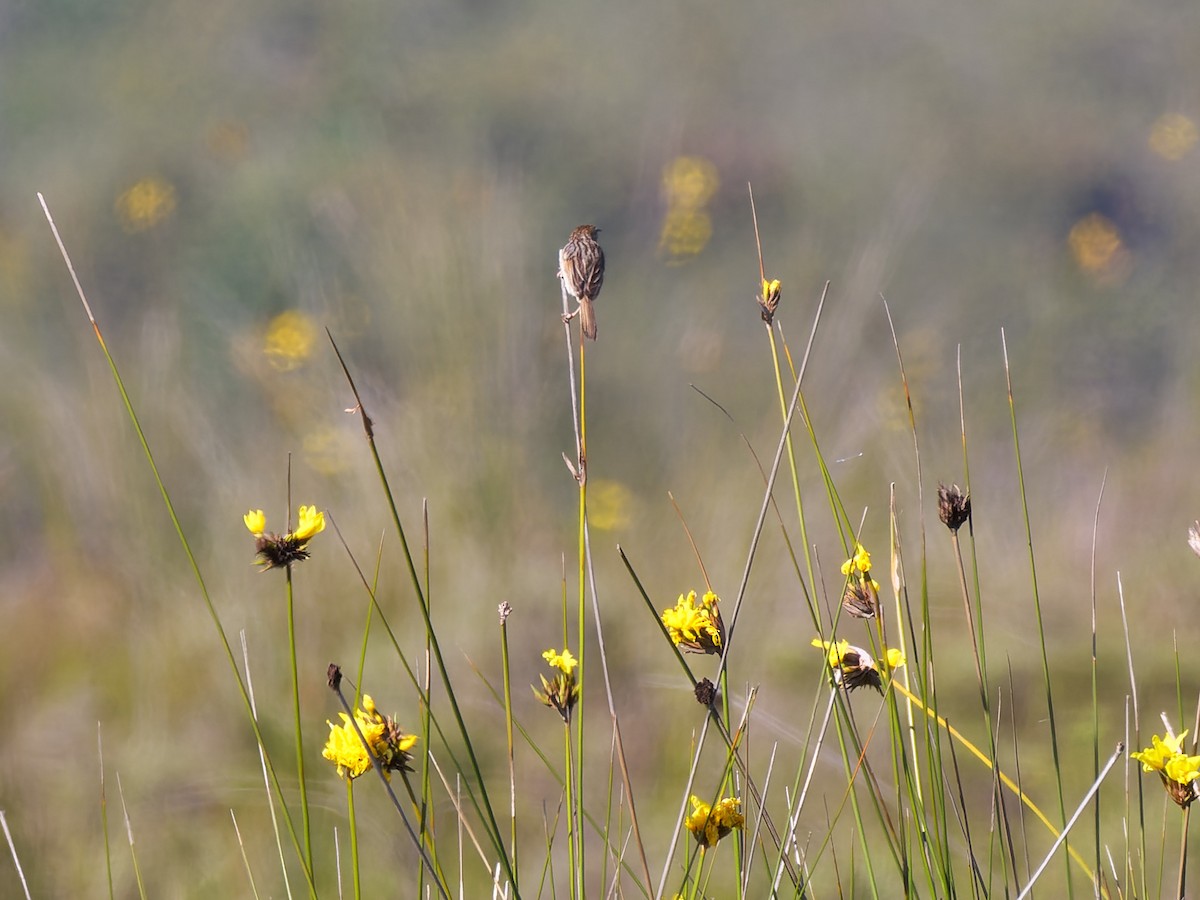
top-left (684, 795), bottom-right (744, 848)
top-left (815, 637), bottom-right (852, 669)
top-left (534, 648), bottom-right (580, 722)
top-left (243, 509), bottom-right (266, 536)
top-left (542, 648), bottom-right (578, 674)
top-left (758, 278), bottom-right (781, 324)
top-left (812, 637), bottom-right (905, 693)
top-left (1132, 729), bottom-right (1200, 807)
top-left (293, 505), bottom-right (326, 541)
top-left (322, 695), bottom-right (417, 781)
top-left (841, 543), bottom-right (872, 577)
top-left (839, 543), bottom-right (881, 593)
top-left (661, 590), bottom-right (724, 654)
top-left (243, 505), bottom-right (325, 569)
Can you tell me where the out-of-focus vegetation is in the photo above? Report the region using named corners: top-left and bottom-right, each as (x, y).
top-left (3, 0), bottom-right (1200, 894)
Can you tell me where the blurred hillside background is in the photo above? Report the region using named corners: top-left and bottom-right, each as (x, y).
top-left (3, 0), bottom-right (1200, 894)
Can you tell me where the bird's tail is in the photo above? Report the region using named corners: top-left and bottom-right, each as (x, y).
top-left (580, 296), bottom-right (598, 340)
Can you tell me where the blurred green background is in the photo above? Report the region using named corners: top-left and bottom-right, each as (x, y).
top-left (3, 0), bottom-right (1200, 893)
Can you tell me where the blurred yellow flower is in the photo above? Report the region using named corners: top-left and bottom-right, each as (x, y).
top-left (662, 156), bottom-right (720, 209)
top-left (115, 175), bottom-right (176, 233)
top-left (658, 155), bottom-right (720, 263)
top-left (587, 479), bottom-right (633, 531)
top-left (264, 310), bottom-right (318, 371)
top-left (1148, 113), bottom-right (1198, 161)
top-left (1067, 213), bottom-right (1130, 282)
top-left (684, 795), bottom-right (744, 848)
top-left (658, 209), bottom-right (714, 263)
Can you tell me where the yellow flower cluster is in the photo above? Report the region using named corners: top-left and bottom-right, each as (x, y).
top-left (684, 795), bottom-right (744, 848)
top-left (1131, 730), bottom-right (1200, 807)
top-left (840, 543), bottom-right (878, 586)
top-left (243, 505), bottom-right (326, 569)
top-left (661, 590), bottom-right (724, 655)
top-left (839, 543), bottom-right (881, 619)
top-left (534, 648), bottom-right (580, 722)
top-left (542, 648), bottom-right (577, 674)
top-left (322, 695), bottom-right (418, 781)
top-left (812, 637), bottom-right (905, 693)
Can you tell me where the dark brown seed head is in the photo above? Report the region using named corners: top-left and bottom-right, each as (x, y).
top-left (937, 483), bottom-right (971, 532)
top-left (254, 532), bottom-right (312, 569)
top-left (842, 579), bottom-right (879, 619)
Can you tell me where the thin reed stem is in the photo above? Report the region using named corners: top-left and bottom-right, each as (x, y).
top-left (346, 780), bottom-right (360, 900)
top-left (285, 568), bottom-right (312, 876)
top-left (40, 193), bottom-right (318, 898)
top-left (1002, 330), bottom-right (1072, 896)
top-left (326, 332), bottom-right (515, 890)
top-left (499, 605), bottom-right (518, 877)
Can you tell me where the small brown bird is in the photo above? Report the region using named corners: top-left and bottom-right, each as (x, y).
top-left (559, 225), bottom-right (605, 340)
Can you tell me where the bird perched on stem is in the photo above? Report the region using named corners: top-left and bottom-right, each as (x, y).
top-left (559, 225), bottom-right (605, 340)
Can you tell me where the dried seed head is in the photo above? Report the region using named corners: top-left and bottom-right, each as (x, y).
top-left (938, 483), bottom-right (971, 532)
top-left (1164, 774), bottom-right (1200, 808)
top-left (842, 579), bottom-right (879, 619)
